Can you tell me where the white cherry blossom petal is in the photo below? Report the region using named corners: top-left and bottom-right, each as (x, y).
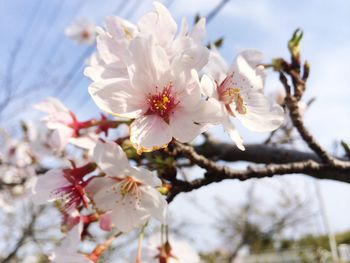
top-left (178, 17), bottom-right (189, 37)
top-left (104, 16), bottom-right (136, 39)
top-left (137, 2), bottom-right (177, 48)
top-left (31, 169), bottom-right (70, 205)
top-left (195, 97), bottom-right (228, 128)
top-left (89, 78), bottom-right (147, 118)
top-left (175, 70), bottom-right (202, 107)
top-left (96, 31), bottom-right (130, 65)
top-left (169, 108), bottom-right (203, 143)
top-left (93, 140), bottom-right (131, 175)
top-left (190, 17), bottom-right (206, 42)
top-left (84, 62), bottom-right (128, 82)
top-left (49, 126), bottom-right (74, 151)
top-left (129, 35), bottom-right (170, 95)
top-left (69, 133), bottom-right (98, 151)
top-left (232, 91), bottom-right (285, 132)
top-left (203, 46), bottom-right (229, 84)
top-left (132, 167), bottom-right (162, 188)
top-left (222, 117), bottom-right (245, 151)
top-left (230, 50), bottom-right (265, 91)
top-left (130, 115), bottom-right (172, 153)
top-left (87, 177), bottom-right (120, 212)
top-left (171, 38), bottom-right (209, 74)
top-left (110, 194), bottom-right (149, 232)
top-left (34, 97), bottom-right (72, 126)
top-left (239, 49), bottom-right (264, 68)
top-left (139, 187), bottom-right (167, 222)
top-left (200, 74), bottom-right (218, 99)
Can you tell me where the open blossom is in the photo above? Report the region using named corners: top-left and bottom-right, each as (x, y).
top-left (85, 3), bottom-right (210, 153)
top-left (31, 162), bottom-right (96, 211)
top-left (65, 19), bottom-right (96, 45)
top-left (34, 97), bottom-right (98, 151)
top-left (201, 49), bottom-right (285, 150)
top-left (86, 141), bottom-right (167, 232)
top-left (142, 236), bottom-right (200, 263)
top-left (88, 34), bottom-right (206, 153)
top-left (50, 221), bottom-right (92, 263)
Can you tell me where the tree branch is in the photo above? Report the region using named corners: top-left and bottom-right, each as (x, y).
top-left (194, 141), bottom-right (322, 164)
top-left (168, 142), bottom-right (350, 202)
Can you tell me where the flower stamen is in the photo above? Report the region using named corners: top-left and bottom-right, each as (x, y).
top-left (218, 75), bottom-right (247, 115)
top-left (220, 88), bottom-right (247, 115)
top-left (147, 82), bottom-right (178, 122)
top-left (120, 176), bottom-right (142, 198)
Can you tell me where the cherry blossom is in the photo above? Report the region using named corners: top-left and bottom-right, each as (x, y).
top-left (31, 162), bottom-right (96, 211)
top-left (201, 49), bottom-right (284, 149)
top-left (86, 141), bottom-right (167, 232)
top-left (84, 3), bottom-right (211, 153)
top-left (65, 19), bottom-right (96, 45)
top-left (88, 32), bottom-right (208, 153)
top-left (34, 97), bottom-right (98, 151)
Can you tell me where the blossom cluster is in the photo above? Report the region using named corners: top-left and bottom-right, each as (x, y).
top-left (27, 2), bottom-right (284, 262)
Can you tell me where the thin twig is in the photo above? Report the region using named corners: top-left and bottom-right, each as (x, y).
top-left (206, 0), bottom-right (232, 24)
top-left (285, 94), bottom-right (335, 164)
top-left (2, 206), bottom-right (44, 263)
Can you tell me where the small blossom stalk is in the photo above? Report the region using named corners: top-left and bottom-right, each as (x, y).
top-left (141, 236), bottom-right (200, 263)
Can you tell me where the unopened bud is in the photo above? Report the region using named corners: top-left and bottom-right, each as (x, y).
top-left (158, 185), bottom-right (170, 195)
top-left (302, 60), bottom-right (310, 81)
top-left (121, 140), bottom-right (138, 159)
top-left (288, 28), bottom-right (303, 59)
top-left (271, 58), bottom-right (285, 71)
top-left (213, 37), bottom-right (224, 48)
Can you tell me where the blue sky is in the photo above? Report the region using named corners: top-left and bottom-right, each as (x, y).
top-left (1, 0), bottom-right (350, 251)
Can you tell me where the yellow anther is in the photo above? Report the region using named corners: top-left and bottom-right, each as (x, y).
top-left (163, 96), bottom-right (170, 103)
top-left (123, 26), bottom-right (133, 40)
top-left (221, 87), bottom-right (247, 115)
